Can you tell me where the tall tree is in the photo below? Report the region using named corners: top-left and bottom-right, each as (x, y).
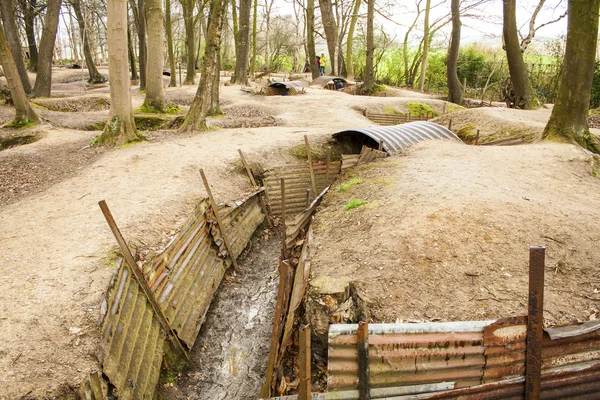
top-left (0, 22), bottom-right (38, 125)
top-left (136, 0), bottom-right (147, 89)
top-left (319, 0), bottom-right (338, 75)
top-left (306, 0), bottom-right (318, 79)
top-left (358, 0), bottom-right (374, 93)
top-left (0, 0), bottom-right (33, 93)
top-left (33, 0), bottom-right (61, 97)
top-left (250, 0), bottom-right (257, 73)
top-left (127, 22), bottom-right (139, 81)
top-left (231, 0), bottom-right (250, 84)
top-left (71, 0), bottom-right (106, 83)
top-left (180, 0), bottom-right (225, 131)
top-left (99, 0), bottom-right (141, 145)
top-left (542, 0), bottom-right (600, 152)
top-left (17, 0), bottom-right (39, 72)
top-left (418, 0), bottom-right (431, 91)
top-left (181, 0), bottom-right (195, 84)
top-left (447, 0), bottom-right (462, 104)
top-left (345, 0), bottom-right (361, 80)
top-left (503, 0), bottom-right (537, 109)
top-left (165, 0), bottom-right (177, 87)
top-left (144, 0), bottom-right (167, 110)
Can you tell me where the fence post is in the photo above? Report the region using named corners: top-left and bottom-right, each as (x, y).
top-left (238, 149), bottom-right (272, 227)
top-left (325, 147), bottom-right (331, 185)
top-left (299, 324), bottom-right (312, 400)
top-left (200, 169), bottom-right (239, 271)
top-left (448, 119), bottom-right (453, 131)
top-left (358, 321), bottom-right (371, 400)
top-left (378, 140), bottom-right (383, 152)
top-left (526, 246), bottom-right (545, 400)
top-left (304, 135), bottom-right (318, 198)
top-left (280, 178), bottom-right (288, 258)
top-left (98, 200), bottom-right (190, 360)
top-left (475, 129), bottom-right (480, 145)
top-left (442, 102), bottom-right (447, 115)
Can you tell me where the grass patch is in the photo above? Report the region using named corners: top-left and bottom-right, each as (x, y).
top-left (289, 142), bottom-right (341, 162)
top-left (4, 120), bottom-right (37, 129)
top-left (446, 104), bottom-right (467, 114)
top-left (455, 124), bottom-right (478, 143)
top-left (0, 134), bottom-right (39, 150)
top-left (344, 199), bottom-right (367, 210)
top-left (337, 178), bottom-right (363, 191)
top-left (137, 103), bottom-right (182, 114)
top-left (116, 134), bottom-right (147, 149)
top-left (407, 102), bottom-right (439, 117)
top-left (384, 105), bottom-right (404, 115)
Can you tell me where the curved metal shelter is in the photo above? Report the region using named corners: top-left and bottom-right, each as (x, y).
top-left (333, 121), bottom-right (462, 155)
top-left (310, 76), bottom-right (348, 86)
top-left (268, 80), bottom-right (308, 88)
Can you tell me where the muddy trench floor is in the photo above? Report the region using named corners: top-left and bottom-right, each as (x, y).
top-left (158, 232), bottom-right (281, 400)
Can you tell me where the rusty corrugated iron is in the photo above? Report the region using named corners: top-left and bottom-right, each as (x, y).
top-left (99, 257), bottom-right (166, 400)
top-left (333, 122), bottom-right (462, 155)
top-left (265, 162), bottom-right (340, 217)
top-left (328, 321), bottom-right (494, 391)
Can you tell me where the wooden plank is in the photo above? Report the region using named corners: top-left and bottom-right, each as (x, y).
top-left (304, 136), bottom-right (318, 199)
top-left (357, 321), bottom-right (371, 400)
top-left (299, 324), bottom-right (311, 400)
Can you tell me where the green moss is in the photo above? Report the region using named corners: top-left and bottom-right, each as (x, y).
top-left (407, 102), bottom-right (439, 117)
top-left (158, 341), bottom-right (189, 387)
top-left (383, 105), bottom-right (404, 115)
top-left (137, 103), bottom-right (182, 114)
top-left (116, 134), bottom-right (147, 149)
top-left (134, 115), bottom-right (172, 131)
top-left (89, 136), bottom-right (99, 147)
top-left (0, 134), bottom-right (38, 150)
top-left (337, 178), bottom-right (364, 191)
top-left (4, 120), bottom-right (37, 129)
top-left (446, 104), bottom-right (467, 114)
top-left (344, 199), bottom-right (367, 210)
top-left (455, 124), bottom-right (478, 143)
top-left (289, 142), bottom-right (341, 162)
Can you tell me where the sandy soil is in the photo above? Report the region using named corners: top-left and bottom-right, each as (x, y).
top-left (310, 142), bottom-right (600, 326)
top-left (1, 66), bottom-right (598, 398)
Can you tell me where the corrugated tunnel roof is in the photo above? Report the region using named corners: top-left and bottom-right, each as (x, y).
top-left (333, 121), bottom-right (463, 155)
top-left (268, 80), bottom-right (308, 88)
top-left (310, 76), bottom-right (349, 86)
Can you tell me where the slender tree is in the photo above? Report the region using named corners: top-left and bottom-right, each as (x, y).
top-left (17, 0), bottom-right (39, 72)
top-left (180, 0), bottom-right (225, 131)
top-left (33, 0), bottom-right (62, 97)
top-left (358, 0), bottom-right (374, 93)
top-left (319, 0), bottom-right (338, 75)
top-left (503, 0), bottom-right (537, 109)
top-left (250, 0), bottom-right (257, 73)
top-left (0, 0), bottom-right (32, 93)
top-left (418, 0), bottom-right (431, 91)
top-left (99, 0), bottom-right (141, 145)
top-left (181, 0), bottom-right (195, 84)
top-left (144, 0), bottom-right (167, 110)
top-left (136, 0), bottom-right (147, 89)
top-left (447, 0), bottom-right (462, 104)
top-left (306, 0), bottom-right (318, 80)
top-left (127, 22), bottom-right (139, 81)
top-left (0, 22), bottom-right (38, 125)
top-left (165, 0), bottom-right (177, 87)
top-left (232, 0), bottom-right (251, 84)
top-left (542, 0), bottom-right (600, 152)
top-left (71, 0), bottom-right (106, 83)
top-left (345, 0), bottom-right (361, 80)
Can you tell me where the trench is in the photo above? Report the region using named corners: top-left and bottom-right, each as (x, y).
top-left (157, 232), bottom-right (282, 400)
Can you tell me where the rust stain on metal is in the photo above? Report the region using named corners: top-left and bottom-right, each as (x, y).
top-left (526, 245), bottom-right (545, 399)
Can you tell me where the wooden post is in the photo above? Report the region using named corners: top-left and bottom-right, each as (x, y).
top-left (304, 135), bottom-right (318, 197)
top-left (526, 246), bottom-right (545, 400)
top-left (475, 129), bottom-right (480, 145)
top-left (306, 189), bottom-right (311, 207)
top-left (280, 178), bottom-right (287, 258)
top-left (407, 113), bottom-right (411, 122)
top-left (200, 169), bottom-right (239, 271)
top-left (299, 324), bottom-right (312, 400)
top-left (357, 321), bottom-right (370, 400)
top-left (448, 119), bottom-right (453, 131)
top-left (442, 102), bottom-right (447, 115)
top-left (378, 140), bottom-right (383, 151)
top-left (98, 200), bottom-right (190, 360)
top-left (325, 147), bottom-right (331, 185)
top-left (238, 149), bottom-right (257, 186)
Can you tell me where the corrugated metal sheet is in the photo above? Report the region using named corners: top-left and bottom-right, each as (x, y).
top-left (219, 192), bottom-right (266, 259)
top-left (264, 162), bottom-right (341, 217)
top-left (99, 257), bottom-right (166, 400)
top-left (262, 382), bottom-right (455, 399)
top-left (269, 81), bottom-right (309, 88)
top-left (333, 122), bottom-right (462, 155)
top-left (328, 321), bottom-right (494, 391)
top-left (311, 76), bottom-right (348, 86)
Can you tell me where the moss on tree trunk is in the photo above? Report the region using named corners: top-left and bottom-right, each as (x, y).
top-left (542, 0), bottom-right (600, 153)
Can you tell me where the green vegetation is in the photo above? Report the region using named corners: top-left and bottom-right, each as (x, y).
top-left (289, 142), bottom-right (341, 162)
top-left (383, 105), bottom-right (403, 115)
top-left (455, 124), bottom-right (478, 143)
top-left (137, 103), bottom-right (182, 114)
top-left (407, 102), bottom-right (439, 117)
top-left (4, 120), bottom-right (37, 129)
top-left (0, 134), bottom-right (38, 150)
top-left (337, 178), bottom-right (363, 191)
top-left (344, 199), bottom-right (367, 210)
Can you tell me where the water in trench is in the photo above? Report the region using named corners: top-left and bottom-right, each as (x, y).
top-left (158, 233), bottom-right (281, 400)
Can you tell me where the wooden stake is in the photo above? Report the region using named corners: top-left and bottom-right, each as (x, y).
top-left (280, 178), bottom-right (288, 259)
top-left (448, 119), bottom-right (453, 131)
top-left (238, 149), bottom-right (257, 187)
top-left (200, 169), bottom-right (239, 271)
top-left (378, 140), bottom-right (383, 151)
top-left (442, 102), bottom-right (447, 115)
top-left (98, 200), bottom-right (190, 360)
top-left (325, 147), bottom-right (331, 185)
top-left (357, 321), bottom-right (371, 400)
top-left (475, 129), bottom-right (480, 145)
top-left (304, 135), bottom-right (318, 198)
top-left (299, 324), bottom-right (312, 400)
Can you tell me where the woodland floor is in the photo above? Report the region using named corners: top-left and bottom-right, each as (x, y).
top-left (0, 67), bottom-right (599, 398)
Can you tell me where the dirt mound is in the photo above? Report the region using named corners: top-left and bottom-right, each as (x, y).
top-left (211, 105), bottom-right (279, 129)
top-left (33, 95), bottom-right (110, 112)
top-left (309, 141), bottom-right (600, 330)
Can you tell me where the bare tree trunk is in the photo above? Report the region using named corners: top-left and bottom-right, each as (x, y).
top-left (182, 0), bottom-right (195, 84)
top-left (127, 21), bottom-right (139, 80)
top-left (165, 0), bottom-right (177, 86)
top-left (181, 0), bottom-right (225, 131)
top-left (210, 1), bottom-right (226, 115)
top-left (447, 0), bottom-right (462, 104)
top-left (358, 0), bottom-right (374, 93)
top-left (543, 0), bottom-right (600, 152)
top-left (99, 0), bottom-right (140, 145)
top-left (136, 0), bottom-right (147, 89)
top-left (264, 0), bottom-right (271, 70)
top-left (67, 6), bottom-right (80, 62)
top-left (231, 0), bottom-right (250, 84)
top-left (250, 0), bottom-right (256, 73)
top-left (33, 0), bottom-right (61, 97)
top-left (0, 22), bottom-right (38, 124)
top-left (231, 0), bottom-right (238, 54)
top-left (71, 0), bottom-right (106, 83)
top-left (418, 0), bottom-right (431, 91)
top-left (144, 0), bottom-right (167, 110)
top-left (503, 0), bottom-right (537, 109)
top-left (0, 0), bottom-right (32, 93)
top-left (306, 0), bottom-right (318, 79)
top-left (18, 0), bottom-right (39, 72)
top-left (319, 0), bottom-right (337, 75)
top-left (345, 0), bottom-right (361, 80)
